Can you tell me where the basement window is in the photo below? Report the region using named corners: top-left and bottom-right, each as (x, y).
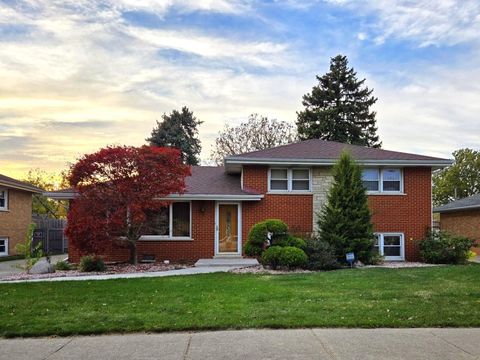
top-left (374, 233), bottom-right (404, 261)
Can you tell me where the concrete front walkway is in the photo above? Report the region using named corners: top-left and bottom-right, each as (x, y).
top-left (1, 266), bottom-right (239, 283)
top-left (1, 328), bottom-right (479, 360)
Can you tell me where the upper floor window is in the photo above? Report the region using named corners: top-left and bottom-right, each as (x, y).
top-left (269, 168), bottom-right (311, 192)
top-left (361, 168), bottom-right (402, 193)
top-left (0, 189), bottom-right (7, 210)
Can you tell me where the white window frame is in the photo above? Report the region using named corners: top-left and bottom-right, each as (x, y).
top-left (0, 237), bottom-right (8, 256)
top-left (140, 201), bottom-right (192, 241)
top-left (268, 168), bottom-right (312, 193)
top-left (0, 188), bottom-right (8, 211)
top-left (374, 233), bottom-right (404, 261)
top-left (362, 168), bottom-right (403, 194)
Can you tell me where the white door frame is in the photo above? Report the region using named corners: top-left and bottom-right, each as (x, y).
top-left (215, 202), bottom-right (242, 256)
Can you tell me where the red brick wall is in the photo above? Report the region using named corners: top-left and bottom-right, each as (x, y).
top-left (242, 166), bottom-right (313, 242)
top-left (69, 200), bottom-right (215, 263)
top-left (69, 166), bottom-right (432, 263)
top-left (440, 209), bottom-right (480, 255)
top-left (368, 167), bottom-right (432, 261)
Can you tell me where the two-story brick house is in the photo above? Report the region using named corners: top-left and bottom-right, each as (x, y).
top-left (0, 174), bottom-right (42, 257)
top-left (50, 139), bottom-right (451, 263)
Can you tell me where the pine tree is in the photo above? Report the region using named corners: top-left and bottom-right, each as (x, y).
top-left (318, 152), bottom-right (375, 263)
top-left (297, 54), bottom-right (381, 148)
top-left (146, 107), bottom-right (203, 165)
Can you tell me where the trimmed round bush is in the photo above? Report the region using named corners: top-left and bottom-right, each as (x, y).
top-left (284, 236), bottom-right (307, 249)
top-left (245, 219), bottom-right (289, 256)
top-left (278, 246), bottom-right (308, 269)
top-left (79, 255), bottom-right (106, 272)
top-left (261, 246), bottom-right (283, 269)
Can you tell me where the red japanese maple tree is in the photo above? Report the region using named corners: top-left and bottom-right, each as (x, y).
top-left (65, 145), bottom-right (190, 264)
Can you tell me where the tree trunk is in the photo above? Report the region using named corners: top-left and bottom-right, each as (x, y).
top-left (129, 240), bottom-right (137, 265)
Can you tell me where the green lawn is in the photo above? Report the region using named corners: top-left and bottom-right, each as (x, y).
top-left (1, 264), bottom-right (479, 337)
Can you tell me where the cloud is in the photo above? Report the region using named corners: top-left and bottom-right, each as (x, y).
top-left (1, 0), bottom-right (479, 178)
top-left (114, 0), bottom-right (250, 16)
top-left (371, 63), bottom-right (480, 158)
top-left (328, 0), bottom-right (480, 47)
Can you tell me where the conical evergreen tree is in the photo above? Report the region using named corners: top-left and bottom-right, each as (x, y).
top-left (318, 152), bottom-right (375, 263)
top-left (297, 55), bottom-right (381, 148)
top-left (147, 107), bottom-right (203, 165)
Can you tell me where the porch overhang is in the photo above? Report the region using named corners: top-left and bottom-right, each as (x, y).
top-left (45, 191), bottom-right (264, 202)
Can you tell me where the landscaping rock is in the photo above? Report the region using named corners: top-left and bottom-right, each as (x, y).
top-left (29, 259), bottom-right (55, 274)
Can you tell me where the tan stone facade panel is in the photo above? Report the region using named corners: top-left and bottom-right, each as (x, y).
top-left (0, 188), bottom-right (33, 256)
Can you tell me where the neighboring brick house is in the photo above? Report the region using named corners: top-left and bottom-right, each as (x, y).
top-left (434, 194), bottom-right (480, 255)
top-left (48, 139), bottom-right (451, 263)
top-left (0, 174), bottom-right (42, 257)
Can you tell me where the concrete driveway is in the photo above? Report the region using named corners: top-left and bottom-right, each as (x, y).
top-left (0, 254), bottom-right (66, 277)
top-left (1, 328), bottom-right (478, 360)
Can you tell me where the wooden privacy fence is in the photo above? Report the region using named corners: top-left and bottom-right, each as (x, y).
top-left (32, 215), bottom-right (68, 254)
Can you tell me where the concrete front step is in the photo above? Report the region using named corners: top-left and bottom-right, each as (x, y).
top-left (195, 258), bottom-right (259, 267)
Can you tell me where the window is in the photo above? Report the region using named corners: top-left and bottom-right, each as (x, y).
top-left (172, 202), bottom-right (190, 237)
top-left (142, 202), bottom-right (191, 239)
top-left (0, 238), bottom-right (8, 256)
top-left (374, 233), bottom-right (404, 260)
top-left (0, 189), bottom-right (7, 210)
top-left (270, 169), bottom-right (288, 190)
top-left (269, 168), bottom-right (311, 192)
top-left (362, 168), bottom-right (402, 193)
top-left (382, 169), bottom-right (401, 192)
top-left (145, 207), bottom-right (169, 236)
top-left (362, 169), bottom-right (379, 191)
top-left (292, 169), bottom-right (310, 190)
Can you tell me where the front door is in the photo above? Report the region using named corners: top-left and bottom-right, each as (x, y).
top-left (216, 203), bottom-right (240, 255)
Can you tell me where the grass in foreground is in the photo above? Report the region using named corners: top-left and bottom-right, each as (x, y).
top-left (1, 264), bottom-right (479, 337)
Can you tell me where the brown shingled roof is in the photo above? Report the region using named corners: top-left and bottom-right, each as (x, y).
top-left (46, 166), bottom-right (260, 199)
top-left (185, 166), bottom-right (259, 195)
top-left (227, 139), bottom-right (449, 162)
top-left (0, 174), bottom-right (43, 193)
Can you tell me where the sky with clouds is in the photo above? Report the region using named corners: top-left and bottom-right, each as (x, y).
top-left (1, 0), bottom-right (479, 177)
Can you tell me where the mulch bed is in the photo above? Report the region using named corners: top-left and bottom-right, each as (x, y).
top-left (0, 262), bottom-right (192, 282)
